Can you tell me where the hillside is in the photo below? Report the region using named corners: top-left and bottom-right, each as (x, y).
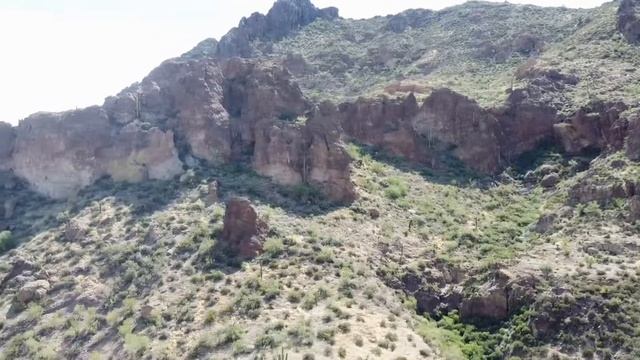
top-left (1, 0), bottom-right (640, 359)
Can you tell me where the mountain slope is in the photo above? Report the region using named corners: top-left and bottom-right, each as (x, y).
top-left (1, 0), bottom-right (640, 359)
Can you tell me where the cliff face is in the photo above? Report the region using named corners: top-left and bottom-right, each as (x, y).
top-left (4, 0), bottom-right (640, 201)
top-left (3, 56), bottom-right (355, 202)
top-left (10, 108), bottom-right (182, 199)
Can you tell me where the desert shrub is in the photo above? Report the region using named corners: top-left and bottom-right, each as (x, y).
top-left (263, 238), bottom-right (285, 258)
top-left (214, 324), bottom-right (244, 347)
top-left (384, 177), bottom-right (409, 200)
top-left (0, 231), bottom-right (16, 253)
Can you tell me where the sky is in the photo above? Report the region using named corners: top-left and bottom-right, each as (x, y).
top-left (0, 0), bottom-right (607, 124)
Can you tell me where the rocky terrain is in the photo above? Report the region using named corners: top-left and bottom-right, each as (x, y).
top-left (1, 0), bottom-right (640, 359)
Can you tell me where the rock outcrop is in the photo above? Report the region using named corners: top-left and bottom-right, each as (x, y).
top-left (618, 0), bottom-right (640, 44)
top-left (216, 0), bottom-right (339, 58)
top-left (5, 57), bottom-right (355, 203)
top-left (0, 122), bottom-right (14, 170)
top-left (554, 101), bottom-right (629, 155)
top-left (221, 198), bottom-right (268, 258)
top-left (493, 87), bottom-right (558, 162)
top-left (339, 94), bottom-right (424, 162)
top-left (414, 89), bottom-right (503, 173)
top-left (105, 59), bottom-right (232, 165)
top-left (11, 108), bottom-right (183, 199)
top-left (625, 115), bottom-right (640, 160)
top-left (404, 267), bottom-right (538, 324)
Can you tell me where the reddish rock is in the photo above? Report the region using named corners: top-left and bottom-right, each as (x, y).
top-left (305, 103), bottom-right (357, 203)
top-left (554, 101), bottom-right (629, 155)
top-left (339, 94), bottom-right (423, 162)
top-left (106, 58), bottom-right (232, 165)
top-left (414, 89), bottom-right (503, 173)
top-left (494, 88), bottom-right (558, 162)
top-left (221, 198), bottom-right (268, 258)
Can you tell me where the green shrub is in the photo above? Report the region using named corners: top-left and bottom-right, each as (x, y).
top-left (0, 231), bottom-right (16, 253)
top-left (214, 324), bottom-right (244, 347)
top-left (263, 238), bottom-right (285, 258)
top-left (384, 178), bottom-right (409, 200)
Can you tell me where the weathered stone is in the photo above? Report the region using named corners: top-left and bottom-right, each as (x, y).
top-left (629, 195), bottom-right (640, 221)
top-left (63, 221), bottom-right (85, 242)
top-left (414, 89), bottom-right (503, 173)
top-left (459, 269), bottom-right (538, 323)
top-left (0, 256), bottom-right (39, 291)
top-left (141, 305), bottom-right (155, 321)
top-left (3, 198), bottom-right (16, 220)
top-left (626, 115), bottom-right (640, 160)
top-left (0, 122), bottom-right (15, 170)
top-left (619, 0), bottom-right (640, 44)
top-left (540, 173), bottom-right (560, 188)
top-left (569, 180), bottom-right (628, 207)
top-left (17, 279), bottom-right (50, 304)
top-left (340, 94), bottom-right (423, 163)
top-left (221, 198), bottom-right (268, 258)
top-left (205, 180), bottom-right (220, 206)
top-left (216, 0), bottom-right (339, 58)
top-left (554, 101), bottom-right (628, 155)
top-left (11, 107), bottom-right (183, 199)
top-left (535, 213), bottom-right (557, 234)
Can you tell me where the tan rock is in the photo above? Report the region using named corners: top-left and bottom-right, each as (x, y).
top-left (17, 279), bottom-right (50, 304)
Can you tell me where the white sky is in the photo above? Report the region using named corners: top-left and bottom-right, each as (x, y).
top-left (0, 0), bottom-right (607, 124)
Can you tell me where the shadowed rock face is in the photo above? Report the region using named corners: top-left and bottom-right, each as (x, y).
top-left (619, 0), bottom-right (640, 44)
top-left (0, 122), bottom-right (15, 170)
top-left (414, 89), bottom-right (503, 173)
top-left (554, 101), bottom-right (629, 155)
top-left (216, 0), bottom-right (339, 58)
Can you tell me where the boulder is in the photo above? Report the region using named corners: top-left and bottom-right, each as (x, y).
top-left (0, 256), bottom-right (40, 291)
top-left (17, 279), bottom-right (50, 304)
top-left (569, 180), bottom-right (628, 207)
top-left (540, 173), bottom-right (560, 188)
top-left (619, 0), bottom-right (640, 44)
top-left (221, 198), bottom-right (268, 258)
top-left (534, 213), bottom-right (557, 234)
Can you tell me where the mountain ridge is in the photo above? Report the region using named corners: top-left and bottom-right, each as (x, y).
top-left (1, 0), bottom-right (640, 359)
